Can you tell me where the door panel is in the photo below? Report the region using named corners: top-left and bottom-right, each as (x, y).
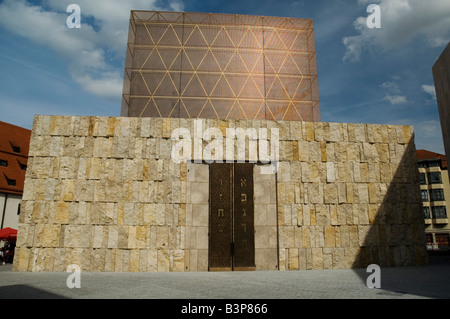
top-left (209, 163), bottom-right (255, 271)
top-left (209, 163), bottom-right (233, 270)
top-left (232, 163), bottom-right (255, 270)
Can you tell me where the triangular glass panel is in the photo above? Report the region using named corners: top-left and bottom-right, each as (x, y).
top-left (146, 24), bottom-right (170, 45)
top-left (197, 73), bottom-right (221, 96)
top-left (282, 103), bottom-right (302, 121)
top-left (198, 25), bottom-right (221, 46)
top-left (198, 50), bottom-right (222, 72)
top-left (135, 25), bottom-right (153, 45)
top-left (211, 49), bottom-right (234, 71)
top-left (226, 101), bottom-right (248, 120)
top-left (224, 52), bottom-right (248, 73)
top-left (266, 100), bottom-right (288, 120)
top-left (226, 27), bottom-right (246, 47)
top-left (264, 52), bottom-right (288, 74)
top-left (238, 29), bottom-right (262, 49)
top-left (239, 101), bottom-right (264, 120)
top-left (211, 75), bottom-right (235, 98)
top-left (239, 76), bottom-right (264, 99)
top-left (198, 100), bottom-right (218, 119)
top-left (143, 49), bottom-right (166, 70)
top-left (225, 74), bottom-right (249, 98)
top-left (183, 48), bottom-right (208, 71)
top-left (142, 72), bottom-right (166, 95)
top-left (153, 98), bottom-right (179, 118)
top-left (211, 100), bottom-right (235, 119)
top-left (178, 100), bottom-right (192, 118)
top-left (182, 74), bottom-right (207, 97)
top-left (158, 25), bottom-right (183, 46)
top-left (182, 99), bottom-right (208, 118)
top-left (140, 98), bottom-right (161, 117)
top-left (130, 72), bottom-right (150, 95)
top-left (210, 27), bottom-right (235, 48)
top-left (159, 48), bottom-right (182, 70)
top-left (153, 73), bottom-right (180, 96)
top-left (184, 25), bottom-right (208, 47)
top-left (238, 51), bottom-right (263, 73)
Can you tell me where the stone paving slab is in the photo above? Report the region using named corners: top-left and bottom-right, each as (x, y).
top-left (1, 256), bottom-right (449, 299)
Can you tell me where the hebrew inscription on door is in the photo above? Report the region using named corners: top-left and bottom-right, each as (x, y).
top-left (209, 163), bottom-right (255, 271)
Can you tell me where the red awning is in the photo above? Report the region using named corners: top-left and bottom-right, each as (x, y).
top-left (0, 227), bottom-right (17, 240)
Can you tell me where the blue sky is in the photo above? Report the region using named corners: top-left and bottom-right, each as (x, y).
top-left (0, 0), bottom-right (449, 153)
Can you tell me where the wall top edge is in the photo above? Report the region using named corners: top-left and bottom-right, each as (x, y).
top-left (30, 115), bottom-right (415, 146)
top-left (31, 115), bottom-right (414, 129)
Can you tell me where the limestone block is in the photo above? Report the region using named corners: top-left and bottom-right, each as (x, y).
top-left (348, 225), bottom-right (359, 247)
top-left (155, 249), bottom-right (169, 272)
top-left (172, 249), bottom-right (185, 272)
top-left (288, 248), bottom-right (299, 270)
top-left (328, 123), bottom-right (342, 142)
top-left (304, 122), bottom-right (315, 141)
top-left (309, 142), bottom-right (321, 162)
top-left (337, 162), bottom-right (353, 183)
top-left (354, 183), bottom-right (369, 204)
top-left (197, 249), bottom-right (208, 271)
top-left (117, 226), bottom-right (129, 249)
top-left (144, 249), bottom-right (157, 272)
top-left (354, 204), bottom-right (369, 225)
top-left (54, 201), bottom-right (69, 224)
top-left (190, 182), bottom-right (209, 204)
top-left (196, 227), bottom-right (208, 250)
top-left (311, 247), bottom-right (323, 269)
top-left (297, 141), bottom-right (309, 162)
top-left (301, 226), bottom-right (311, 248)
top-left (348, 123), bottom-right (366, 142)
top-left (302, 162), bottom-right (321, 183)
top-left (324, 183), bottom-right (338, 204)
top-left (156, 226), bottom-right (169, 249)
top-left (306, 183), bottom-right (323, 204)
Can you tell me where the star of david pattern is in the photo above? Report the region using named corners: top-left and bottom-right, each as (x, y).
top-left (122, 11), bottom-right (320, 122)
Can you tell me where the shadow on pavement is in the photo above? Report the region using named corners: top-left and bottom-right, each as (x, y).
top-left (0, 284), bottom-right (69, 299)
top-left (351, 135), bottom-right (450, 298)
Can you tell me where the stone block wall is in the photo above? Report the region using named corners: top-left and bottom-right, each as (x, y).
top-left (13, 116), bottom-right (427, 271)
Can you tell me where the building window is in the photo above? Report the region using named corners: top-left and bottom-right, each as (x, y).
top-left (17, 160), bottom-right (27, 171)
top-left (10, 142), bottom-right (20, 153)
top-left (421, 190), bottom-right (429, 201)
top-left (428, 161), bottom-right (440, 167)
top-left (3, 174), bottom-right (16, 186)
top-left (423, 207), bottom-right (431, 219)
top-left (430, 189), bottom-right (445, 201)
top-left (419, 173), bottom-right (426, 185)
top-left (428, 172), bottom-right (442, 184)
top-left (435, 233), bottom-right (449, 248)
top-left (432, 206), bottom-right (447, 219)
top-left (0, 159), bottom-right (7, 167)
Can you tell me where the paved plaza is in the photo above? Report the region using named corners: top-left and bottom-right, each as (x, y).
top-left (0, 255), bottom-right (449, 299)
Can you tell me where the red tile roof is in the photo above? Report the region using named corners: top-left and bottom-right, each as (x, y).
top-left (416, 149), bottom-right (447, 169)
top-left (0, 121), bottom-right (31, 195)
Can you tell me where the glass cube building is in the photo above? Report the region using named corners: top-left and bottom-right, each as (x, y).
top-left (121, 11), bottom-right (320, 121)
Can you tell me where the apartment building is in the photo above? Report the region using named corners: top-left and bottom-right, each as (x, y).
top-left (417, 149), bottom-right (450, 252)
top-left (0, 121), bottom-right (31, 230)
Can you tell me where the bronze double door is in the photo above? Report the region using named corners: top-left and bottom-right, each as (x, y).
top-left (209, 163), bottom-right (255, 271)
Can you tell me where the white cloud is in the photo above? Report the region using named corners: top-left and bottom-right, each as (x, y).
top-left (380, 81), bottom-right (401, 94)
top-left (0, 0), bottom-right (184, 100)
top-left (383, 95), bottom-right (407, 105)
top-left (422, 84), bottom-right (437, 100)
top-left (343, 0), bottom-right (450, 62)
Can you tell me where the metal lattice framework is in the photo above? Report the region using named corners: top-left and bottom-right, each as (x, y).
top-left (121, 11), bottom-right (320, 122)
